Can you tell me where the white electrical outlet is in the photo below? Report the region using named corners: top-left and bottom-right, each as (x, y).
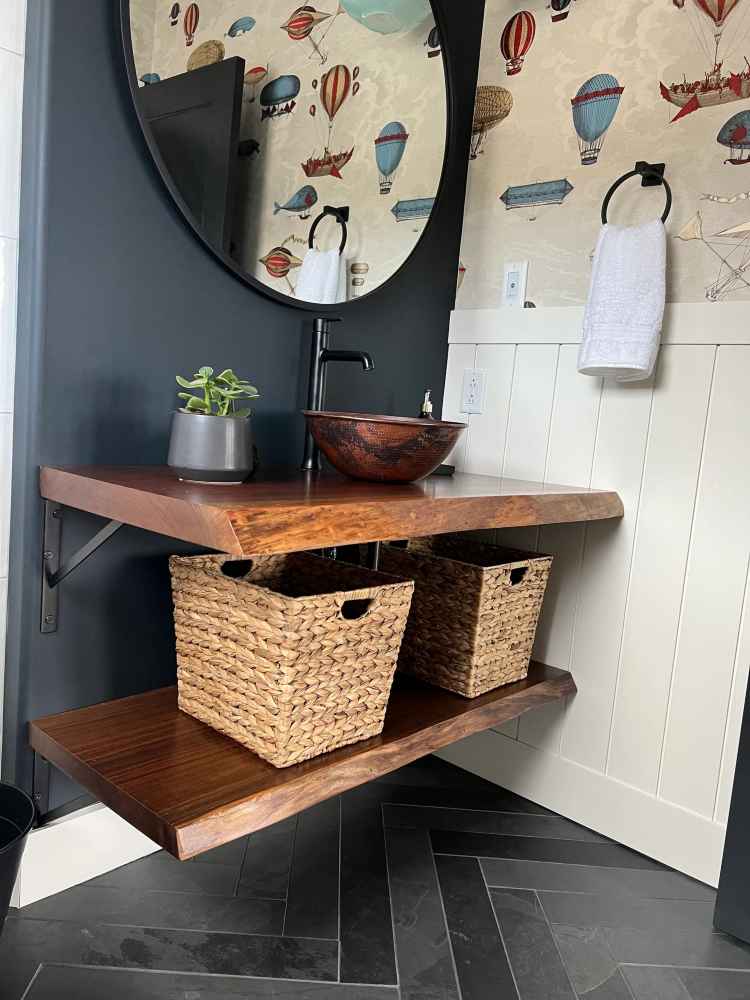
top-left (461, 369), bottom-right (488, 415)
top-left (503, 260), bottom-right (528, 307)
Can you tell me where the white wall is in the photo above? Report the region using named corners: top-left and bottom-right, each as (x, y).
top-left (439, 304), bottom-right (750, 887)
top-left (0, 0), bottom-right (25, 766)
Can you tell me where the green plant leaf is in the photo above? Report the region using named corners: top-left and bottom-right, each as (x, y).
top-left (185, 395), bottom-right (210, 412)
top-left (176, 375), bottom-right (204, 388)
top-left (231, 408), bottom-right (251, 418)
top-left (198, 366), bottom-right (214, 378)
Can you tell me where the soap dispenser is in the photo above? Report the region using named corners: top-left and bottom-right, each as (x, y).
top-left (419, 390), bottom-right (435, 419)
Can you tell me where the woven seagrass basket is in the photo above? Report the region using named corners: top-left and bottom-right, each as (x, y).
top-left (169, 553), bottom-right (414, 768)
top-left (380, 536), bottom-right (552, 699)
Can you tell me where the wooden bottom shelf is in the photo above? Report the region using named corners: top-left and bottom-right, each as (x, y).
top-left (29, 663), bottom-right (575, 860)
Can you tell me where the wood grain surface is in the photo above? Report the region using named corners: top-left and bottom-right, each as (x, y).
top-left (29, 664), bottom-right (576, 860)
top-left (39, 466), bottom-right (623, 555)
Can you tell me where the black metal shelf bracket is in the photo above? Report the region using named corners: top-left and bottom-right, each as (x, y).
top-left (41, 501), bottom-right (124, 633)
top-left (32, 752), bottom-right (50, 824)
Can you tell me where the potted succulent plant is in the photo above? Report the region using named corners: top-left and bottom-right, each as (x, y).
top-left (168, 366), bottom-right (260, 483)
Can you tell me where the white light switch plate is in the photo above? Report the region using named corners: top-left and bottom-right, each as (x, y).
top-left (461, 369), bottom-right (488, 415)
top-left (503, 260), bottom-right (528, 307)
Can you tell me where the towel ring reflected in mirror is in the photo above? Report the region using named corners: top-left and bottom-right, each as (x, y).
top-left (601, 161), bottom-right (673, 226)
top-left (308, 206), bottom-right (349, 256)
top-left (119, 0), bottom-right (451, 311)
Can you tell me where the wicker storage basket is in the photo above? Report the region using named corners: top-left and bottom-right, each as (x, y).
top-left (169, 553), bottom-right (414, 768)
top-left (380, 536), bottom-right (552, 698)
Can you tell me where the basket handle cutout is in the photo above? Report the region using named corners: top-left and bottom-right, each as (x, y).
top-left (510, 566), bottom-right (528, 586)
top-left (221, 559), bottom-right (255, 579)
top-left (340, 598), bottom-right (374, 621)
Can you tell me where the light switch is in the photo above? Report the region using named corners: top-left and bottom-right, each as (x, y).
top-left (503, 260), bottom-right (528, 307)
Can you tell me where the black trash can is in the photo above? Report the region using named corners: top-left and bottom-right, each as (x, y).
top-left (0, 782), bottom-right (34, 937)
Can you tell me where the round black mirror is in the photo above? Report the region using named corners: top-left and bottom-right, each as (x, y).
top-left (121, 1), bottom-right (449, 310)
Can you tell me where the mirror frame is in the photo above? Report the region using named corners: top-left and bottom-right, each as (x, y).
top-left (119, 0), bottom-right (455, 313)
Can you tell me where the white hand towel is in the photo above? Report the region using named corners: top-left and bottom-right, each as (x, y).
top-left (296, 247), bottom-right (345, 304)
top-left (578, 218), bottom-right (666, 382)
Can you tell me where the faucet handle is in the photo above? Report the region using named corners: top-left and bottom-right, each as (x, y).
top-left (313, 315), bottom-right (341, 332)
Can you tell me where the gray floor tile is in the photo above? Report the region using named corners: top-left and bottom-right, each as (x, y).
top-left (384, 804), bottom-right (608, 842)
top-left (187, 837), bottom-right (249, 867)
top-left (284, 797), bottom-right (340, 940)
top-left (431, 831), bottom-right (664, 870)
top-left (238, 816), bottom-right (298, 900)
top-left (678, 967), bottom-right (750, 999)
top-left (539, 892), bottom-right (717, 933)
top-left (553, 920), bottom-right (750, 971)
top-left (489, 888), bottom-right (576, 1000)
top-left (480, 859), bottom-right (716, 902)
top-left (20, 884), bottom-right (284, 935)
top-left (377, 781), bottom-right (553, 816)
top-left (434, 854), bottom-right (518, 1000)
top-left (339, 789), bottom-right (398, 986)
top-left (385, 827), bottom-right (459, 1000)
top-left (92, 853), bottom-right (238, 896)
top-left (586, 969), bottom-right (636, 999)
top-left (551, 924), bottom-right (621, 996)
top-left (0, 918), bottom-right (337, 985)
top-left (623, 965), bottom-right (692, 999)
top-left (24, 966), bottom-right (398, 999)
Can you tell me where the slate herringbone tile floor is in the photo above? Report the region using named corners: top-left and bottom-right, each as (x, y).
top-left (2, 756), bottom-right (749, 1000)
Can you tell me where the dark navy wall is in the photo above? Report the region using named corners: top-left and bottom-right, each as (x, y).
top-left (2, 0), bottom-right (484, 806)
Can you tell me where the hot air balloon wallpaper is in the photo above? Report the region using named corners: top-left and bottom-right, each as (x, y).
top-left (677, 209), bottom-right (750, 299)
top-left (244, 66), bottom-right (268, 103)
top-left (187, 39), bottom-right (224, 72)
top-left (471, 85), bottom-right (513, 159)
top-left (426, 24), bottom-right (441, 57)
top-left (274, 185), bottom-right (319, 219)
top-left (571, 74), bottom-right (624, 165)
top-left (391, 197), bottom-right (435, 222)
top-left (718, 109), bottom-right (750, 164)
top-left (350, 261), bottom-right (370, 297)
top-left (169, 3), bottom-right (180, 27)
top-left (260, 75), bottom-right (301, 120)
top-left (303, 64), bottom-right (357, 178)
top-left (500, 11), bottom-right (536, 76)
top-left (183, 2), bottom-right (199, 46)
top-left (661, 0), bottom-right (750, 122)
top-left (226, 16), bottom-right (256, 38)
top-left (281, 6), bottom-right (333, 64)
top-left (259, 245), bottom-right (303, 293)
top-left (375, 122), bottom-right (409, 194)
top-left (549, 0), bottom-right (572, 22)
top-left (500, 179), bottom-right (574, 210)
top-left (339, 0), bottom-right (432, 35)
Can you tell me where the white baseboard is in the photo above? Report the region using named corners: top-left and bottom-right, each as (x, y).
top-left (13, 803), bottom-right (159, 907)
top-left (437, 731), bottom-right (724, 887)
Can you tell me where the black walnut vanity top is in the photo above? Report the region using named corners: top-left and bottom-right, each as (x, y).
top-left (39, 465), bottom-right (624, 556)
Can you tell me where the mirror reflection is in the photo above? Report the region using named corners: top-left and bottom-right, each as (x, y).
top-left (128, 1), bottom-right (447, 304)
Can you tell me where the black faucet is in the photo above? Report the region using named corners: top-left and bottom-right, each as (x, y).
top-left (302, 316), bottom-right (375, 471)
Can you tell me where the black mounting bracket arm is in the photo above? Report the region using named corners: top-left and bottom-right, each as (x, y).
top-left (40, 501), bottom-right (124, 633)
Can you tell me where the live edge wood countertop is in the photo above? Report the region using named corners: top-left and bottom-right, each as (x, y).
top-left (39, 465), bottom-right (624, 556)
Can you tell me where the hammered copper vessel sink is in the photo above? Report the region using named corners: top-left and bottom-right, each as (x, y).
top-left (303, 411), bottom-right (467, 483)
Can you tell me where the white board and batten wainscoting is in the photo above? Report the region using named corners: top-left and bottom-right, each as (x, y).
top-left (438, 302), bottom-right (750, 887)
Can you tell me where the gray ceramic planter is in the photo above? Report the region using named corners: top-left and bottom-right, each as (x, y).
top-left (167, 410), bottom-right (254, 484)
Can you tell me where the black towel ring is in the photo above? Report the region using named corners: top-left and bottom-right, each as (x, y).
top-left (308, 206), bottom-right (349, 255)
top-left (601, 161), bottom-right (672, 225)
